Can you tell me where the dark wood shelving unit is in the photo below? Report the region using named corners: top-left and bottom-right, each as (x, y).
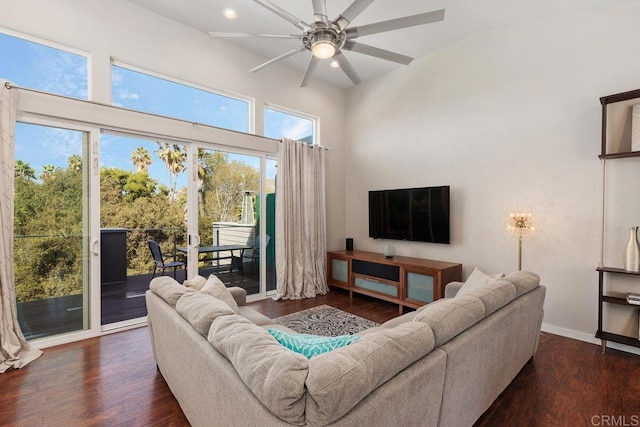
top-left (598, 151), bottom-right (640, 160)
top-left (595, 331), bottom-right (640, 349)
top-left (601, 295), bottom-right (640, 306)
top-left (597, 266), bottom-right (640, 275)
top-left (597, 88), bottom-right (640, 354)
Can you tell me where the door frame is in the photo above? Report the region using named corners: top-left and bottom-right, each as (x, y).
top-left (15, 113), bottom-right (102, 349)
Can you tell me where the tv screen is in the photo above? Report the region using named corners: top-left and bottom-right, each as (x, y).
top-left (369, 186), bottom-right (450, 244)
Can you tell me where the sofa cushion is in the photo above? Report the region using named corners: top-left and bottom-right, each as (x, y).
top-left (305, 322), bottom-right (435, 426)
top-left (200, 274), bottom-right (240, 313)
top-left (228, 286), bottom-right (247, 306)
top-left (267, 329), bottom-right (360, 359)
top-left (209, 315), bottom-right (309, 426)
top-left (381, 311), bottom-right (418, 328)
top-left (183, 274), bottom-right (207, 291)
top-left (457, 268), bottom-right (504, 297)
top-left (461, 279), bottom-right (517, 316)
top-left (413, 296), bottom-right (485, 346)
top-left (149, 276), bottom-right (193, 307)
top-left (502, 271), bottom-right (540, 297)
top-left (238, 306), bottom-right (273, 326)
top-left (175, 292), bottom-right (235, 336)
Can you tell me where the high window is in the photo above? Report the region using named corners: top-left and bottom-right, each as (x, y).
top-left (112, 64), bottom-right (250, 132)
top-left (264, 106), bottom-right (315, 144)
top-left (0, 31), bottom-right (88, 99)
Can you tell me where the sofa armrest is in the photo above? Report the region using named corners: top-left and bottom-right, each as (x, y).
top-left (444, 281), bottom-right (464, 298)
top-left (228, 287), bottom-right (247, 306)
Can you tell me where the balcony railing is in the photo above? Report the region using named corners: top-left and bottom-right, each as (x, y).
top-left (15, 226), bottom-right (261, 339)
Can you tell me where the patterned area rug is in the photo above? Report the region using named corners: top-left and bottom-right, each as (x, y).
top-left (272, 305), bottom-right (379, 336)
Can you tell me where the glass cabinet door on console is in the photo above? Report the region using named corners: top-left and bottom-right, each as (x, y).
top-left (405, 271), bottom-right (435, 304)
top-left (329, 256), bottom-right (349, 287)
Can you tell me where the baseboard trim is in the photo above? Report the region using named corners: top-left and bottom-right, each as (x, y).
top-left (541, 323), bottom-right (640, 356)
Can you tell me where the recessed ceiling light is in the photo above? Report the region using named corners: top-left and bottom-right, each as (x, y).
top-left (330, 60), bottom-right (340, 68)
top-left (223, 8), bottom-right (237, 20)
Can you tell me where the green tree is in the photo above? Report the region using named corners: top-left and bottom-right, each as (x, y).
top-left (155, 142), bottom-right (185, 201)
top-left (14, 161), bottom-right (84, 302)
top-left (131, 146), bottom-right (152, 172)
top-left (68, 154), bottom-right (82, 173)
top-left (40, 164), bottom-right (58, 180)
top-left (199, 152), bottom-right (260, 241)
top-left (14, 160), bottom-right (36, 180)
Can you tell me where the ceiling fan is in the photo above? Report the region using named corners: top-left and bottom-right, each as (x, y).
top-left (209, 0), bottom-right (445, 87)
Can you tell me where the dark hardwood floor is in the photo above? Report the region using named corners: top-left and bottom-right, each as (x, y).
top-left (2, 289), bottom-right (639, 426)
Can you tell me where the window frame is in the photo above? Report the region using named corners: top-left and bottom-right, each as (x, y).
top-left (264, 102), bottom-right (320, 146)
top-left (111, 60), bottom-right (255, 134)
top-left (0, 26), bottom-right (91, 99)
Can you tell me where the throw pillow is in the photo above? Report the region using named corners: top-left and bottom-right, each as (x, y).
top-left (456, 268), bottom-right (505, 297)
top-left (267, 328), bottom-right (359, 359)
top-left (200, 275), bottom-right (240, 313)
top-left (183, 274), bottom-right (207, 291)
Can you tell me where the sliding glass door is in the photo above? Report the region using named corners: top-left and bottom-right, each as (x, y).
top-left (13, 122), bottom-right (90, 339)
top-left (13, 122), bottom-right (274, 339)
top-left (194, 146), bottom-right (262, 296)
top-left (99, 133), bottom-right (188, 327)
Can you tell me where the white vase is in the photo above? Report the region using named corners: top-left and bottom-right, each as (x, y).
top-left (383, 244), bottom-right (396, 258)
top-left (623, 226), bottom-right (640, 272)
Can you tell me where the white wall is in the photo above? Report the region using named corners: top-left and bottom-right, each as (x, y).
top-left (0, 0), bottom-right (347, 249)
top-left (344, 2), bottom-right (640, 350)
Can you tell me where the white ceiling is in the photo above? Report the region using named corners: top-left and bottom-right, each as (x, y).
top-left (128, 0), bottom-right (631, 89)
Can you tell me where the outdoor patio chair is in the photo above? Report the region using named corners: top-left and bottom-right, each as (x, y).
top-left (243, 234), bottom-right (270, 273)
top-left (148, 240), bottom-right (185, 279)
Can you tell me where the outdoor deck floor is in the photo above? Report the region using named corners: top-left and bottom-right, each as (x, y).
top-left (18, 266), bottom-right (260, 340)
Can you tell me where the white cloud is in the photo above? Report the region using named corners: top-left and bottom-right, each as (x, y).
top-left (282, 118), bottom-right (313, 141)
top-left (117, 90), bottom-right (140, 100)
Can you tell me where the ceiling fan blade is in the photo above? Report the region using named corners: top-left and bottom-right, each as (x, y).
top-left (209, 32), bottom-right (302, 40)
top-left (312, 0), bottom-right (328, 24)
top-left (346, 9), bottom-right (445, 39)
top-left (250, 47), bottom-right (307, 73)
top-left (253, 0), bottom-right (311, 31)
top-left (300, 56), bottom-right (319, 87)
top-left (343, 41), bottom-right (413, 65)
top-left (334, 53), bottom-right (362, 85)
top-left (333, 0), bottom-right (376, 30)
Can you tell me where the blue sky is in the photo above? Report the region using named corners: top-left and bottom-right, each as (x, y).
top-left (2, 31), bottom-right (312, 189)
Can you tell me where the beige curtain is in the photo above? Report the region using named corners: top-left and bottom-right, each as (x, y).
top-left (0, 82), bottom-right (43, 373)
top-left (274, 138), bottom-right (328, 299)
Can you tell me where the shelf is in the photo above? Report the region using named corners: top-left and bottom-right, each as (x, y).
top-left (598, 151), bottom-right (640, 160)
top-left (597, 266), bottom-right (640, 275)
top-left (601, 295), bottom-right (640, 307)
top-left (596, 330), bottom-right (640, 349)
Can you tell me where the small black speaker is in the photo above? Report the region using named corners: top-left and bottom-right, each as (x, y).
top-left (346, 238), bottom-right (354, 251)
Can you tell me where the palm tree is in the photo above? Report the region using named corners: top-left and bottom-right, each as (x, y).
top-left (197, 149), bottom-right (213, 216)
top-left (155, 142), bottom-right (186, 201)
top-left (14, 160), bottom-right (36, 180)
top-left (40, 164), bottom-right (58, 180)
top-left (67, 155), bottom-right (82, 173)
top-left (131, 146), bottom-right (152, 172)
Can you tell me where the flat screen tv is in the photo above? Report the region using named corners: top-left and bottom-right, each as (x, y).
top-left (369, 186), bottom-right (450, 244)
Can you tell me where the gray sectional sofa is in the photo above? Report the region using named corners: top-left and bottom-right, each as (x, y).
top-left (145, 271), bottom-right (545, 427)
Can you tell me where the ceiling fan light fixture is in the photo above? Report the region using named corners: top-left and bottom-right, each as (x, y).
top-left (311, 40), bottom-right (336, 59)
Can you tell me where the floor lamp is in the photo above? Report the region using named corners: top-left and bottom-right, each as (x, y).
top-left (508, 212), bottom-right (534, 271)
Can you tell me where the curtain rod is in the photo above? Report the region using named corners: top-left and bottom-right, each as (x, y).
top-left (3, 81), bottom-right (281, 144)
top-left (279, 139), bottom-right (330, 151)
